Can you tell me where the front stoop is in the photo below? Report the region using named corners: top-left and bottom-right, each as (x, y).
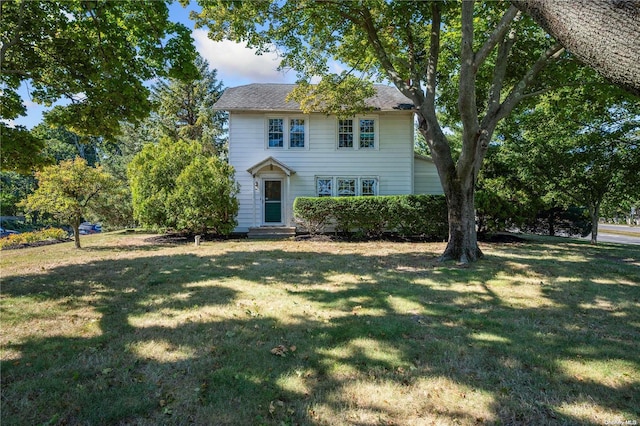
top-left (247, 226), bottom-right (297, 239)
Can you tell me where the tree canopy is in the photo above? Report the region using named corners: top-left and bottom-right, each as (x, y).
top-left (1, 0), bottom-right (197, 171)
top-left (497, 81), bottom-right (640, 243)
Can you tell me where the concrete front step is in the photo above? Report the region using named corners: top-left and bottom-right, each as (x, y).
top-left (247, 227), bottom-right (297, 239)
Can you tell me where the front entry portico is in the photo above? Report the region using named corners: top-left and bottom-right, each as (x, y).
top-left (246, 156), bottom-right (296, 229)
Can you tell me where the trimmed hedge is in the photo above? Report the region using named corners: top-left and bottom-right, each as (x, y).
top-left (293, 195), bottom-right (448, 239)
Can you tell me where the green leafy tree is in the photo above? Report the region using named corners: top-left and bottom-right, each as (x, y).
top-left (497, 83), bottom-right (640, 244)
top-left (193, 0), bottom-right (587, 262)
top-left (20, 158), bottom-right (114, 248)
top-left (90, 121), bottom-right (157, 229)
top-left (0, 171), bottom-right (36, 217)
top-left (32, 124), bottom-right (101, 166)
top-left (168, 156), bottom-right (239, 235)
top-left (0, 126), bottom-right (48, 173)
top-left (151, 55), bottom-right (228, 156)
top-left (128, 139), bottom-right (239, 234)
top-left (1, 0), bottom-right (197, 171)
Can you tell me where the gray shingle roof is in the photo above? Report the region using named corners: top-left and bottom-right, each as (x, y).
top-left (213, 83), bottom-right (414, 112)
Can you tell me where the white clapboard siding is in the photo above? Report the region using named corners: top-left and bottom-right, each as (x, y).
top-left (229, 111), bottom-right (442, 232)
top-left (413, 155), bottom-right (444, 195)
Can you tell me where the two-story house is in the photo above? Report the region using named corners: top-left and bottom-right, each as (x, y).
top-left (213, 83), bottom-right (443, 235)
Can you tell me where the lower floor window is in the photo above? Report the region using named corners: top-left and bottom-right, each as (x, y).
top-left (361, 178), bottom-right (377, 196)
top-left (317, 178), bottom-right (332, 197)
top-left (316, 177), bottom-right (378, 197)
top-left (337, 178), bottom-right (356, 196)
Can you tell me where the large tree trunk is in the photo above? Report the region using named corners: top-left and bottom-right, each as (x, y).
top-left (441, 174), bottom-right (484, 263)
top-left (515, 0), bottom-right (640, 96)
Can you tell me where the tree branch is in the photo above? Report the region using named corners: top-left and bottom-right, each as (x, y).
top-left (359, 7), bottom-right (411, 96)
top-left (458, 0), bottom-right (478, 131)
top-left (473, 6), bottom-right (520, 72)
top-left (483, 25), bottom-right (517, 125)
top-left (424, 1), bottom-right (441, 110)
top-left (0, 0), bottom-right (27, 66)
top-left (497, 42), bottom-right (565, 121)
top-left (457, 0), bottom-right (480, 178)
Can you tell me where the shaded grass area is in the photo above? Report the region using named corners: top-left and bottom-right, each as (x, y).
top-left (1, 232), bottom-right (639, 425)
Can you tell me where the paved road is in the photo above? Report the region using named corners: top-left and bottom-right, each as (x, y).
top-left (588, 224), bottom-right (640, 245)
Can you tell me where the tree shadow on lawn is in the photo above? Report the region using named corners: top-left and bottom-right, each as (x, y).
top-left (1, 243), bottom-right (638, 425)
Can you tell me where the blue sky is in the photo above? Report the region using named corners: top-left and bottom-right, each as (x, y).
top-left (12, 2), bottom-right (300, 129)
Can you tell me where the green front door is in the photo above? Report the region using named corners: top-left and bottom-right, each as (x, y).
top-left (264, 180), bottom-right (282, 223)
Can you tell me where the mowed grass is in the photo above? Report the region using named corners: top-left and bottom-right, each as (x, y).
top-left (1, 232), bottom-right (638, 425)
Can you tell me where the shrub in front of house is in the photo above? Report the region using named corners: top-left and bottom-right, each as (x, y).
top-left (294, 195), bottom-right (448, 239)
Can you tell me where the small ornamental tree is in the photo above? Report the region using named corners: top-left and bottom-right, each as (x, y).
top-left (20, 158), bottom-right (114, 248)
top-left (128, 139), bottom-right (239, 235)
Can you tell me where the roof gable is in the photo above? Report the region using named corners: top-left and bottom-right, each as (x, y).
top-left (213, 83), bottom-right (414, 112)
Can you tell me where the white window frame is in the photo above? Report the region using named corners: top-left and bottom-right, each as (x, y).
top-left (336, 177), bottom-right (357, 197)
top-left (316, 177), bottom-right (333, 197)
top-left (335, 115), bottom-right (379, 150)
top-left (266, 115), bottom-right (309, 150)
top-left (315, 176), bottom-right (380, 197)
top-left (360, 177), bottom-right (378, 196)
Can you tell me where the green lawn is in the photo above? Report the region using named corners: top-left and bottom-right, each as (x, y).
top-left (1, 232), bottom-right (638, 425)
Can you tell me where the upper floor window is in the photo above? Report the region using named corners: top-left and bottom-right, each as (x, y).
top-left (289, 118), bottom-right (306, 148)
top-left (359, 119), bottom-right (376, 148)
top-left (338, 119), bottom-right (354, 148)
top-left (336, 116), bottom-right (378, 150)
top-left (266, 116), bottom-right (308, 149)
top-left (268, 118), bottom-right (284, 148)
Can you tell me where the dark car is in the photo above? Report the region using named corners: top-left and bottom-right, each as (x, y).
top-left (79, 222), bottom-right (102, 235)
top-left (0, 227), bottom-right (19, 238)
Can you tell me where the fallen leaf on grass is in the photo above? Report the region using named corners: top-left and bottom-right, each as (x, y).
top-left (270, 345), bottom-right (288, 357)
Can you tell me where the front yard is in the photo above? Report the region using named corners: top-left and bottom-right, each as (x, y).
top-left (1, 232), bottom-right (638, 425)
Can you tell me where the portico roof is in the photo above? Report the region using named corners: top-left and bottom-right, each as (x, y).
top-left (247, 156), bottom-right (296, 177)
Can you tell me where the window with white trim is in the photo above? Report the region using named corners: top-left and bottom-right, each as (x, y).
top-left (361, 178), bottom-right (377, 196)
top-left (338, 119), bottom-right (354, 148)
top-left (268, 118), bottom-right (284, 148)
top-left (359, 119), bottom-right (375, 148)
top-left (316, 178), bottom-right (333, 197)
top-left (289, 118), bottom-right (305, 148)
top-left (266, 116), bottom-right (308, 149)
top-left (337, 178), bottom-right (357, 196)
top-left (315, 177), bottom-right (379, 197)
top-left (336, 116), bottom-right (378, 150)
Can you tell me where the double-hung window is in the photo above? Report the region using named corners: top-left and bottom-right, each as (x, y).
top-left (268, 118), bottom-right (284, 148)
top-left (336, 116), bottom-right (378, 150)
top-left (267, 116), bottom-right (308, 149)
top-left (289, 118), bottom-right (305, 148)
top-left (338, 119), bottom-right (354, 148)
top-left (359, 119), bottom-right (375, 148)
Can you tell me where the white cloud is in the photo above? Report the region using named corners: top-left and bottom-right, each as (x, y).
top-left (192, 29), bottom-right (297, 86)
top-left (1, 119), bottom-right (16, 128)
